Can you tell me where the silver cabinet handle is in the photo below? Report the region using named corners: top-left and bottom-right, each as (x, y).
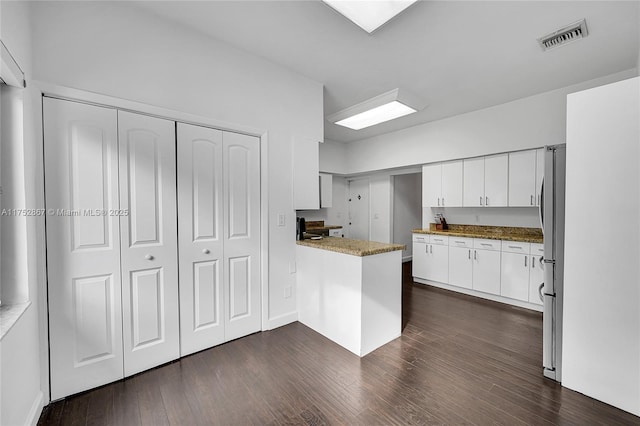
top-left (524, 256), bottom-right (527, 267)
top-left (442, 197), bottom-right (445, 206)
top-left (468, 249), bottom-right (471, 259)
top-left (480, 243), bottom-right (492, 247)
top-left (203, 248), bottom-right (210, 254)
top-left (485, 196), bottom-right (489, 206)
top-left (530, 195), bottom-right (534, 206)
top-left (532, 256), bottom-right (536, 268)
top-left (145, 254), bottom-right (154, 261)
top-left (474, 250), bottom-right (477, 260)
top-left (479, 196), bottom-right (483, 206)
top-left (430, 245), bottom-right (433, 254)
top-left (437, 197), bottom-right (440, 206)
top-left (425, 244), bottom-right (428, 253)
top-left (507, 245), bottom-right (520, 249)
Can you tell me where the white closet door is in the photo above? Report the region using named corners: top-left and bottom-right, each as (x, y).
top-left (223, 132), bottom-right (261, 341)
top-left (118, 111), bottom-right (180, 376)
top-left (44, 98), bottom-right (124, 399)
top-left (177, 123), bottom-right (225, 356)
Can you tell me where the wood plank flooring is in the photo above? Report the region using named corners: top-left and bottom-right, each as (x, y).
top-left (38, 263), bottom-right (640, 425)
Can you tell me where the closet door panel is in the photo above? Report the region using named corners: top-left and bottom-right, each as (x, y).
top-left (118, 111), bottom-right (179, 376)
top-left (44, 98), bottom-right (124, 400)
top-left (223, 132), bottom-right (261, 341)
top-left (177, 123), bottom-right (225, 356)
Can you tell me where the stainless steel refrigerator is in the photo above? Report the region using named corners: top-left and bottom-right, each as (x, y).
top-left (539, 144), bottom-right (566, 382)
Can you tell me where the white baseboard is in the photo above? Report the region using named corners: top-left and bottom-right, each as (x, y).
top-left (266, 311), bottom-right (298, 330)
top-left (413, 278), bottom-right (543, 312)
top-left (402, 255), bottom-right (413, 263)
top-left (26, 390), bottom-right (44, 426)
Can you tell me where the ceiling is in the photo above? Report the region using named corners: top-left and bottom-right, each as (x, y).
top-left (132, 1), bottom-right (640, 143)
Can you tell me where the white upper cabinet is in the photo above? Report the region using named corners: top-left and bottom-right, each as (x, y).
top-left (293, 137), bottom-right (319, 210)
top-left (422, 163), bottom-right (442, 207)
top-left (484, 154), bottom-right (508, 207)
top-left (320, 173), bottom-right (333, 208)
top-left (535, 148), bottom-right (544, 206)
top-left (441, 161), bottom-right (463, 207)
top-left (508, 150), bottom-right (537, 207)
top-left (464, 154), bottom-right (508, 207)
top-left (463, 157), bottom-right (485, 207)
top-left (424, 161), bottom-right (463, 208)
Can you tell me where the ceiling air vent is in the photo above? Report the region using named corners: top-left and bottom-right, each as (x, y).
top-left (538, 19), bottom-right (588, 51)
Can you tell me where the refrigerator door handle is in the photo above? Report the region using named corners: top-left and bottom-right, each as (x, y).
top-left (539, 177), bottom-right (544, 230)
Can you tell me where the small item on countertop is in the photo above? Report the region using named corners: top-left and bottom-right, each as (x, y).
top-left (435, 213), bottom-right (448, 230)
top-left (310, 236), bottom-right (322, 240)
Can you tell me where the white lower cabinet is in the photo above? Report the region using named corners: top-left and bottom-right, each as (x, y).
top-left (412, 234), bottom-right (429, 279)
top-left (472, 240), bottom-right (502, 295)
top-left (528, 243), bottom-right (544, 305)
top-left (500, 242), bottom-right (531, 302)
top-left (448, 238), bottom-right (473, 289)
top-left (426, 236), bottom-right (449, 283)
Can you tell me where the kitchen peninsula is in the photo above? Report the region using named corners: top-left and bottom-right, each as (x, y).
top-left (296, 237), bottom-right (404, 356)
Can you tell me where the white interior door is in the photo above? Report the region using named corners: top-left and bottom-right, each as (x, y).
top-left (348, 179), bottom-right (370, 240)
top-left (177, 123), bottom-right (225, 356)
top-left (223, 131), bottom-right (261, 341)
top-left (44, 98), bottom-right (124, 399)
top-left (118, 111), bottom-right (180, 376)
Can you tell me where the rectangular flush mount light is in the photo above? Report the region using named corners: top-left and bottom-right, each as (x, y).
top-left (327, 88), bottom-right (423, 130)
top-left (322, 0), bottom-right (418, 34)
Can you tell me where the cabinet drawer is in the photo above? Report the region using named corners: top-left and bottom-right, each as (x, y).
top-left (501, 241), bottom-right (531, 254)
top-left (473, 238), bottom-right (501, 251)
top-left (449, 237), bottom-right (473, 248)
top-left (413, 234), bottom-right (429, 243)
top-left (430, 235), bottom-right (449, 246)
top-left (531, 243), bottom-right (544, 255)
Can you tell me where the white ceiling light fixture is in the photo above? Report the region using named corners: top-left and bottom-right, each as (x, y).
top-left (322, 0), bottom-right (418, 34)
top-left (327, 88), bottom-right (425, 131)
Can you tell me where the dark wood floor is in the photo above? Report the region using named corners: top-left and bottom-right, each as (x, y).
top-left (39, 263), bottom-right (639, 425)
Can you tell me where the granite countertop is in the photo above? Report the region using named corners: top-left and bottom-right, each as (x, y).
top-left (413, 224), bottom-right (543, 244)
top-left (297, 236), bottom-right (405, 257)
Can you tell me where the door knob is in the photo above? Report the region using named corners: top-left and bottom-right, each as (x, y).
top-left (202, 248), bottom-right (210, 254)
top-left (145, 254), bottom-right (154, 261)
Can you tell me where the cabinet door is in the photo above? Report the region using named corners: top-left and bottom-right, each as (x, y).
top-left (441, 161), bottom-right (463, 207)
top-left (500, 252), bottom-right (530, 301)
top-left (472, 249), bottom-right (501, 294)
top-left (118, 111), bottom-right (180, 377)
top-left (223, 132), bottom-right (261, 341)
top-left (293, 138), bottom-right (319, 209)
top-left (422, 164), bottom-right (442, 207)
top-left (177, 123), bottom-right (225, 357)
top-left (449, 246), bottom-right (472, 289)
top-left (429, 244), bottom-right (449, 283)
top-left (508, 150), bottom-right (537, 207)
top-left (320, 173), bottom-right (333, 208)
top-left (412, 241), bottom-right (429, 279)
top-left (535, 148), bottom-right (544, 206)
top-left (484, 154), bottom-right (508, 207)
top-left (45, 98), bottom-right (124, 400)
top-left (463, 158), bottom-right (484, 207)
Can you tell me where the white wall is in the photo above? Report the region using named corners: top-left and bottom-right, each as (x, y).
top-left (0, 2), bottom-right (45, 425)
top-left (29, 1), bottom-right (323, 336)
top-left (563, 77), bottom-right (640, 416)
top-left (393, 173), bottom-right (421, 261)
top-left (319, 139), bottom-right (348, 175)
top-left (344, 69), bottom-right (637, 175)
top-left (369, 176), bottom-right (392, 243)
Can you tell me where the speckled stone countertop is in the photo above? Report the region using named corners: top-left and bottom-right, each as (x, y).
top-left (296, 236), bottom-right (405, 257)
top-left (413, 224), bottom-right (543, 243)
